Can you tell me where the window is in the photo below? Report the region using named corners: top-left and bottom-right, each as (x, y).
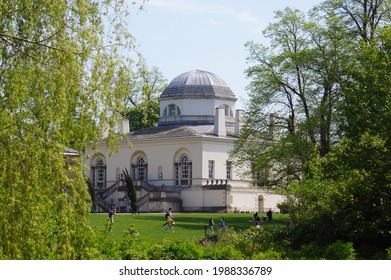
top-left (175, 154), bottom-right (192, 186)
top-left (164, 104), bottom-right (181, 117)
top-left (169, 104), bottom-right (177, 116)
top-left (221, 104), bottom-right (233, 117)
top-left (137, 157), bottom-right (145, 180)
top-left (208, 160), bottom-right (215, 179)
top-left (92, 157), bottom-right (106, 188)
top-left (226, 161), bottom-right (232, 180)
top-left (132, 155), bottom-right (148, 181)
top-left (181, 155), bottom-right (189, 181)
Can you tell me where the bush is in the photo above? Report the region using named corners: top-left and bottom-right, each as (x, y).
top-left (292, 240), bottom-right (356, 260)
top-left (295, 243), bottom-right (324, 260)
top-left (159, 239), bottom-right (203, 260)
top-left (324, 240), bottom-right (356, 260)
top-left (203, 244), bottom-right (244, 260)
top-left (252, 249), bottom-right (284, 260)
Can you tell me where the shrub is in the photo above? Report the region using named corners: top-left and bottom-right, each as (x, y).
top-left (203, 244), bottom-right (244, 260)
top-left (294, 243), bottom-right (324, 260)
top-left (252, 249), bottom-right (285, 260)
top-left (159, 239), bottom-right (204, 260)
top-left (324, 240), bottom-right (356, 260)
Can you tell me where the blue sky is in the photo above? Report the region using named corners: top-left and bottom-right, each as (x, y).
top-left (128, 0), bottom-right (323, 109)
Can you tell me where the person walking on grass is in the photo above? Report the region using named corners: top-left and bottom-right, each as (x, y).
top-left (163, 208), bottom-right (175, 232)
top-left (209, 217), bottom-right (215, 232)
top-left (108, 206), bottom-right (115, 225)
top-left (220, 217), bottom-right (226, 230)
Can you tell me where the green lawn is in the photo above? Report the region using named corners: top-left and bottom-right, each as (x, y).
top-left (89, 212), bottom-right (290, 242)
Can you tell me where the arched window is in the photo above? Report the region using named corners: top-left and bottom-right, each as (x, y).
top-left (175, 154), bottom-right (192, 186)
top-left (91, 157), bottom-right (106, 188)
top-left (163, 104), bottom-right (181, 117)
top-left (132, 155), bottom-right (148, 181)
top-left (181, 155), bottom-right (189, 180)
top-left (221, 104), bottom-right (233, 117)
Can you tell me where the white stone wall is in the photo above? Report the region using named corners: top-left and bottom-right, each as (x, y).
top-left (230, 189), bottom-right (285, 213)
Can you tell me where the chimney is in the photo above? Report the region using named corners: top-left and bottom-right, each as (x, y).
top-left (234, 109), bottom-right (244, 136)
top-left (214, 107), bottom-right (226, 137)
top-left (120, 118), bottom-right (130, 135)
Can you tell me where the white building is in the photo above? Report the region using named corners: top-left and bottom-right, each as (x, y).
top-left (84, 70), bottom-right (284, 213)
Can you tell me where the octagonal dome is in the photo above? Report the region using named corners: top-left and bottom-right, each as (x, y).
top-left (160, 69), bottom-right (237, 101)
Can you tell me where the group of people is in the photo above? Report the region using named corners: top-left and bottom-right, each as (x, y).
top-left (109, 206), bottom-right (274, 232)
top-left (251, 209), bottom-right (273, 228)
top-left (208, 217), bottom-right (226, 232)
top-left (163, 210), bottom-right (227, 234)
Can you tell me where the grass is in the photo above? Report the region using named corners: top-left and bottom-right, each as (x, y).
top-left (89, 212), bottom-right (290, 242)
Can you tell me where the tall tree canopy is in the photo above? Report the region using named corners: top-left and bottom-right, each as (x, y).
top-left (0, 0), bottom-right (144, 259)
top-left (232, 7), bottom-right (348, 187)
top-left (233, 0), bottom-right (391, 256)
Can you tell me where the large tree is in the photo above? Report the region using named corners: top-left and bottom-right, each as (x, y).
top-left (232, 7), bottom-right (347, 188)
top-left (0, 0), bottom-right (143, 259)
top-left (233, 0), bottom-right (391, 257)
top-left (318, 0), bottom-right (391, 44)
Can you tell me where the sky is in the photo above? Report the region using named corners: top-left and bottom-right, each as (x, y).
top-left (127, 0), bottom-right (324, 109)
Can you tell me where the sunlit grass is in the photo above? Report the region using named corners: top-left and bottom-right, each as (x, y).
top-left (89, 212), bottom-right (290, 242)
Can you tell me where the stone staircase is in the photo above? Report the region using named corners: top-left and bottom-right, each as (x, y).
top-left (93, 179), bottom-right (183, 213)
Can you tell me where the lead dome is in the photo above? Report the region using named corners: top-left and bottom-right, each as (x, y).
top-left (160, 69), bottom-right (237, 101)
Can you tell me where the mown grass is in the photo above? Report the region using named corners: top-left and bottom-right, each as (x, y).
top-left (89, 212), bottom-right (290, 242)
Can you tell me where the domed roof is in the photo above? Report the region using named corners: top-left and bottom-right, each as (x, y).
top-left (160, 69), bottom-right (237, 101)
top-left (168, 69), bottom-right (229, 87)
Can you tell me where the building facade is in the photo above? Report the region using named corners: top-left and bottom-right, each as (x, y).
top-left (84, 70), bottom-right (284, 213)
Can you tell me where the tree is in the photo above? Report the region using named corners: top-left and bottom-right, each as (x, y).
top-left (318, 0), bottom-right (391, 44)
top-left (233, 7), bottom-right (346, 188)
top-left (287, 133), bottom-right (391, 255)
top-left (123, 169), bottom-right (137, 213)
top-left (124, 63), bottom-right (167, 131)
top-left (0, 0), bottom-right (143, 259)
top-left (234, 0), bottom-right (391, 257)
top-left (279, 1), bottom-right (391, 257)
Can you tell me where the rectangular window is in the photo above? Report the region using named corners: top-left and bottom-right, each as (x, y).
top-left (208, 160), bottom-right (214, 179)
top-left (226, 161), bottom-right (232, 180)
top-left (97, 166), bottom-right (103, 181)
top-left (138, 166), bottom-right (145, 180)
top-left (169, 104), bottom-right (176, 116)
